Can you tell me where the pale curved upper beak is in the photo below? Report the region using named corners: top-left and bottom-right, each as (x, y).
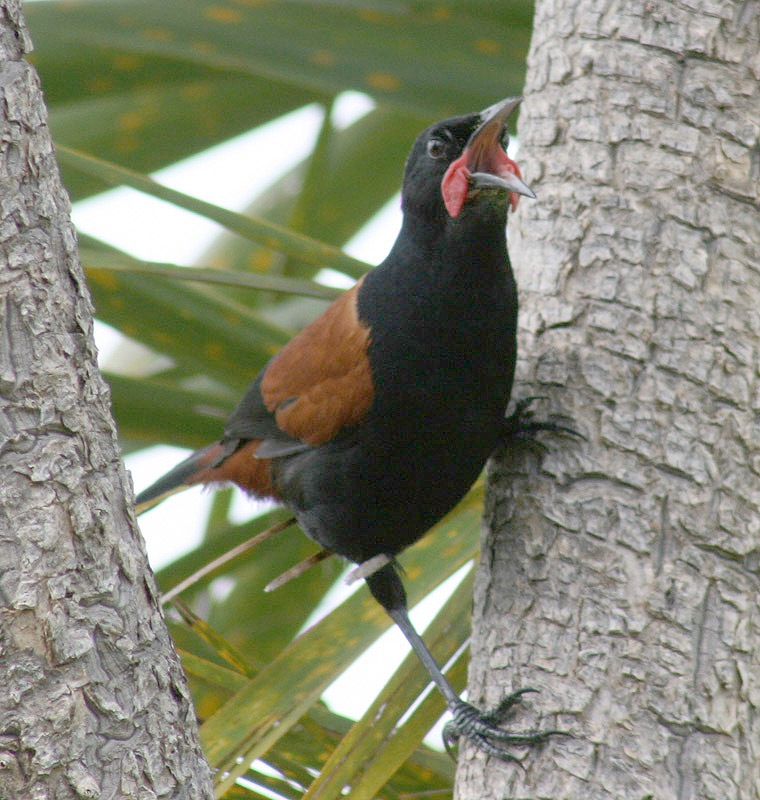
top-left (466, 97), bottom-right (536, 201)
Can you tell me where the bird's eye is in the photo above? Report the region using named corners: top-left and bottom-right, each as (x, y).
top-left (426, 137), bottom-right (447, 160)
top-left (500, 129), bottom-right (510, 151)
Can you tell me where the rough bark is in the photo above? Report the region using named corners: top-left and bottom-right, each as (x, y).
top-left (0, 3), bottom-right (213, 798)
top-left (456, 1), bottom-right (759, 798)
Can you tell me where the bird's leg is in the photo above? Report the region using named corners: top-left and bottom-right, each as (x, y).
top-left (366, 564), bottom-right (565, 762)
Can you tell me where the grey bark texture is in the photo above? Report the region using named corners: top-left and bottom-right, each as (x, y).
top-left (456, 1), bottom-right (759, 798)
top-left (0, 3), bottom-right (214, 798)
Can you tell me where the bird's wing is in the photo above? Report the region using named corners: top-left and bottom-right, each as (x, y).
top-left (135, 278), bottom-right (373, 513)
top-left (224, 276), bottom-right (374, 454)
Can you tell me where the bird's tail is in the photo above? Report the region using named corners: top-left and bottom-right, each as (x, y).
top-left (134, 441), bottom-right (232, 515)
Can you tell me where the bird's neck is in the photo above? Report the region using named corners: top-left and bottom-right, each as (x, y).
top-left (359, 205), bottom-right (518, 413)
top-left (390, 206), bottom-right (512, 290)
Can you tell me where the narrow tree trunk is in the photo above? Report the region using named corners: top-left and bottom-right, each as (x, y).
top-left (457, 1), bottom-right (759, 797)
top-left (0, 3), bottom-right (213, 797)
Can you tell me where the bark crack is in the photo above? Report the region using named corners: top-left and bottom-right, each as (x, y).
top-left (691, 579), bottom-right (714, 692)
top-left (655, 493), bottom-right (669, 576)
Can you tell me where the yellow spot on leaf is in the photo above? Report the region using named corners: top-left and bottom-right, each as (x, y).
top-left (405, 566), bottom-right (422, 581)
top-left (86, 77), bottom-right (113, 94)
top-left (432, 6), bottom-right (452, 20)
top-left (117, 111), bottom-right (145, 132)
top-left (196, 694), bottom-right (222, 718)
top-left (366, 71), bottom-right (401, 92)
top-left (359, 8), bottom-right (394, 22)
top-left (153, 331), bottom-right (172, 345)
top-left (122, 324), bottom-right (137, 337)
top-left (249, 250), bottom-right (274, 272)
top-left (112, 54), bottom-right (141, 71)
top-left (310, 49), bottom-right (336, 67)
top-left (88, 268), bottom-right (119, 290)
top-left (309, 660), bottom-right (335, 679)
top-left (204, 6), bottom-right (243, 23)
top-left (181, 82), bottom-right (212, 101)
top-left (475, 38), bottom-right (501, 54)
top-left (142, 27), bottom-right (175, 41)
top-left (193, 40), bottom-right (216, 54)
top-left (205, 342), bottom-right (223, 358)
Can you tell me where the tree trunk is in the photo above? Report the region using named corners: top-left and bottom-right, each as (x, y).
top-left (456, 0), bottom-right (759, 798)
top-left (0, 3), bottom-right (213, 797)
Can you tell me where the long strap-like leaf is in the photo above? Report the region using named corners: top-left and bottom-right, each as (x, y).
top-left (56, 144), bottom-right (370, 277)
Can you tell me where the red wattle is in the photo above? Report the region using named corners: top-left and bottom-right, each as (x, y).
top-left (505, 157), bottom-right (523, 212)
top-left (441, 153), bottom-right (470, 218)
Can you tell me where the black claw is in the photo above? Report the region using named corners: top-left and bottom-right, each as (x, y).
top-left (524, 420), bottom-right (584, 439)
top-left (485, 687), bottom-right (538, 724)
top-left (503, 397), bottom-right (584, 443)
top-left (443, 726), bottom-right (459, 761)
top-left (443, 725), bottom-right (523, 763)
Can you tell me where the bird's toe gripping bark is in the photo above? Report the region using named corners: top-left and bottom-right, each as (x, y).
top-left (442, 690), bottom-right (568, 763)
top-left (502, 396), bottom-right (584, 444)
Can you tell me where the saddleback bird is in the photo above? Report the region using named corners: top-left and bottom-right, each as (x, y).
top-left (136, 97), bottom-right (559, 759)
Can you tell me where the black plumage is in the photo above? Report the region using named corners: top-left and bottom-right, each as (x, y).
top-left (136, 98), bottom-right (561, 759)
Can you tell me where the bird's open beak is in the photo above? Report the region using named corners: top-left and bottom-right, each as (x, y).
top-left (441, 97), bottom-right (535, 218)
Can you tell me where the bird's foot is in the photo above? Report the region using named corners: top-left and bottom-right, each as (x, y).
top-left (442, 689), bottom-right (568, 763)
top-left (503, 397), bottom-right (583, 444)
